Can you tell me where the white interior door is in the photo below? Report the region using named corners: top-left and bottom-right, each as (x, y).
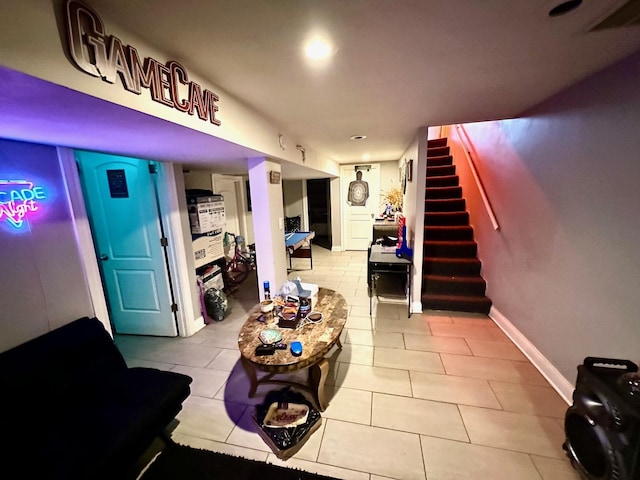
top-left (76, 151), bottom-right (177, 336)
top-left (341, 164), bottom-right (380, 250)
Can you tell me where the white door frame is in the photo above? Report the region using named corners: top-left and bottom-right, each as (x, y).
top-left (212, 174), bottom-right (249, 240)
top-left (340, 164), bottom-right (380, 250)
top-left (60, 148), bottom-right (197, 337)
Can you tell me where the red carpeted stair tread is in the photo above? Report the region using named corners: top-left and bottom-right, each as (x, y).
top-left (428, 138), bottom-right (448, 148)
top-left (426, 186), bottom-right (462, 199)
top-left (423, 256), bottom-right (481, 275)
top-left (427, 165), bottom-right (456, 177)
top-left (424, 225), bottom-right (474, 240)
top-left (426, 175), bottom-right (459, 187)
top-left (428, 146), bottom-right (450, 157)
top-left (425, 211), bottom-right (469, 226)
top-left (422, 293), bottom-right (492, 314)
top-left (423, 274), bottom-right (487, 296)
top-left (424, 240), bottom-right (477, 257)
top-left (426, 198), bottom-right (466, 212)
top-left (426, 154), bottom-right (453, 167)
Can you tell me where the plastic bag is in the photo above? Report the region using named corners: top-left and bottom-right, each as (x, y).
top-left (203, 287), bottom-right (228, 321)
top-left (255, 387), bottom-right (321, 452)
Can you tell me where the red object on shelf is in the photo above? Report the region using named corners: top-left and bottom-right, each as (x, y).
top-left (397, 215), bottom-right (406, 249)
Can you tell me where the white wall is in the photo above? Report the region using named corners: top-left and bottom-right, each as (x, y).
top-left (398, 128), bottom-right (427, 313)
top-left (448, 50), bottom-right (640, 386)
top-left (282, 180), bottom-right (306, 229)
top-left (0, 139), bottom-right (94, 352)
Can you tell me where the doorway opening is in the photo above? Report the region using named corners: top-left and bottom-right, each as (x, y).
top-left (306, 178), bottom-right (331, 250)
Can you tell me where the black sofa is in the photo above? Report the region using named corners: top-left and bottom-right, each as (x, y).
top-left (0, 316), bottom-right (192, 479)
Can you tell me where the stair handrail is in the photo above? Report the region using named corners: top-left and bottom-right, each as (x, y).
top-left (453, 124), bottom-right (500, 231)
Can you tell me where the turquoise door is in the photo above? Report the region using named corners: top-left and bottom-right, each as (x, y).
top-left (76, 151), bottom-right (177, 336)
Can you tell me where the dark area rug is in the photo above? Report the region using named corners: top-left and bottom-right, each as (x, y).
top-left (140, 443), bottom-right (340, 480)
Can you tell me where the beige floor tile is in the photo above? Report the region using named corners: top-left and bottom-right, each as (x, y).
top-left (374, 303), bottom-right (406, 319)
top-left (135, 339), bottom-right (222, 367)
top-left (318, 419), bottom-right (426, 480)
top-left (350, 305), bottom-right (373, 317)
top-left (421, 311), bottom-right (453, 323)
top-left (421, 435), bottom-right (542, 480)
top-left (374, 346), bottom-right (445, 374)
top-left (173, 396), bottom-right (245, 442)
top-left (225, 407), bottom-right (275, 454)
top-left (171, 432), bottom-right (269, 461)
top-left (410, 371), bottom-right (501, 408)
top-left (486, 326), bottom-right (513, 343)
top-left (429, 322), bottom-right (496, 340)
top-left (372, 393), bottom-right (468, 442)
top-left (459, 405), bottom-right (567, 458)
top-left (441, 354), bottom-right (549, 385)
top-left (373, 316), bottom-right (432, 335)
top-left (346, 329), bottom-right (405, 348)
top-left (342, 295), bottom-right (371, 307)
top-left (450, 314), bottom-right (494, 326)
top-left (466, 338), bottom-right (528, 361)
top-left (170, 364), bottom-right (230, 398)
top-left (124, 357), bottom-right (176, 370)
top-left (206, 348), bottom-right (241, 371)
top-left (530, 455), bottom-right (582, 480)
top-left (335, 363), bottom-right (413, 396)
top-left (268, 454), bottom-right (370, 480)
top-left (371, 476), bottom-right (397, 480)
top-left (404, 334), bottom-right (472, 355)
top-left (323, 386), bottom-right (372, 424)
top-left (490, 381), bottom-right (569, 418)
top-left (199, 328), bottom-right (243, 349)
top-left (337, 343), bottom-right (374, 366)
top-left (346, 315), bottom-right (372, 330)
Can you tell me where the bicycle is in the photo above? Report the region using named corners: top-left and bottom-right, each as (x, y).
top-left (222, 232), bottom-right (256, 287)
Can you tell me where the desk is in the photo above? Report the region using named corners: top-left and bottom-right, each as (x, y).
top-left (368, 244), bottom-right (412, 318)
top-left (285, 231), bottom-right (315, 269)
top-left (237, 288), bottom-right (347, 411)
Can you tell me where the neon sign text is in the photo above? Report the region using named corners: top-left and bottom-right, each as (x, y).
top-left (0, 180), bottom-right (46, 228)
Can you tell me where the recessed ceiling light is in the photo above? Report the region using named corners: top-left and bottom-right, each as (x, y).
top-left (362, 154), bottom-right (371, 160)
top-left (350, 135), bottom-right (367, 140)
top-left (548, 0), bottom-right (582, 17)
top-left (305, 39), bottom-right (333, 59)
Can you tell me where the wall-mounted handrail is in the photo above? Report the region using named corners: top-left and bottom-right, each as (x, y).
top-left (453, 124), bottom-right (500, 231)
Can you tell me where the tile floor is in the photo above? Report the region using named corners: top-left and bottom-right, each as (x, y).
top-left (115, 246), bottom-right (581, 480)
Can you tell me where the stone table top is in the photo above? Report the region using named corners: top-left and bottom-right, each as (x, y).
top-left (237, 288), bottom-right (347, 373)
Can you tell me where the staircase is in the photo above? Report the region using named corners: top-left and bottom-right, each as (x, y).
top-left (422, 137), bottom-right (492, 314)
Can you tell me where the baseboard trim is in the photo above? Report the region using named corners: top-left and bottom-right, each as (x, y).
top-left (489, 306), bottom-right (574, 405)
top-left (182, 315), bottom-right (206, 337)
top-left (411, 301), bottom-right (423, 314)
top-left (331, 246), bottom-right (343, 252)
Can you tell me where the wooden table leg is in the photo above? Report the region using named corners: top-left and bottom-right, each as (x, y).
top-left (309, 358), bottom-right (330, 411)
top-left (240, 356), bottom-right (259, 397)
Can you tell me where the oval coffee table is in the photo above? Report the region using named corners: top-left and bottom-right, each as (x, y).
top-left (237, 287), bottom-right (347, 411)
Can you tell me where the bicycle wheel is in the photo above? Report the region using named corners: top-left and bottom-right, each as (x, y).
top-left (225, 257), bottom-right (250, 285)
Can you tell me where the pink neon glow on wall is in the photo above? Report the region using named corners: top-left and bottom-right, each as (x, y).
top-left (0, 179), bottom-right (47, 228)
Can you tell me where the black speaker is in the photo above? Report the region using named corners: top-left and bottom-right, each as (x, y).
top-left (564, 357), bottom-right (640, 480)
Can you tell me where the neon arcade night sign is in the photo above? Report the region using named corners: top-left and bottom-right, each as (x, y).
top-left (0, 180), bottom-right (47, 228)
top-left (65, 0), bottom-right (221, 126)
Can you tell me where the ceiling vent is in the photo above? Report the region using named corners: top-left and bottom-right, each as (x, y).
top-left (590, 0), bottom-right (640, 31)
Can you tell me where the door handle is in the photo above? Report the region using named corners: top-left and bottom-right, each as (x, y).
top-left (99, 254), bottom-right (109, 261)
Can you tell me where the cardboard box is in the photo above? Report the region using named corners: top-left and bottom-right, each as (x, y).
top-left (192, 233), bottom-right (224, 269)
top-left (188, 195), bottom-right (225, 234)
